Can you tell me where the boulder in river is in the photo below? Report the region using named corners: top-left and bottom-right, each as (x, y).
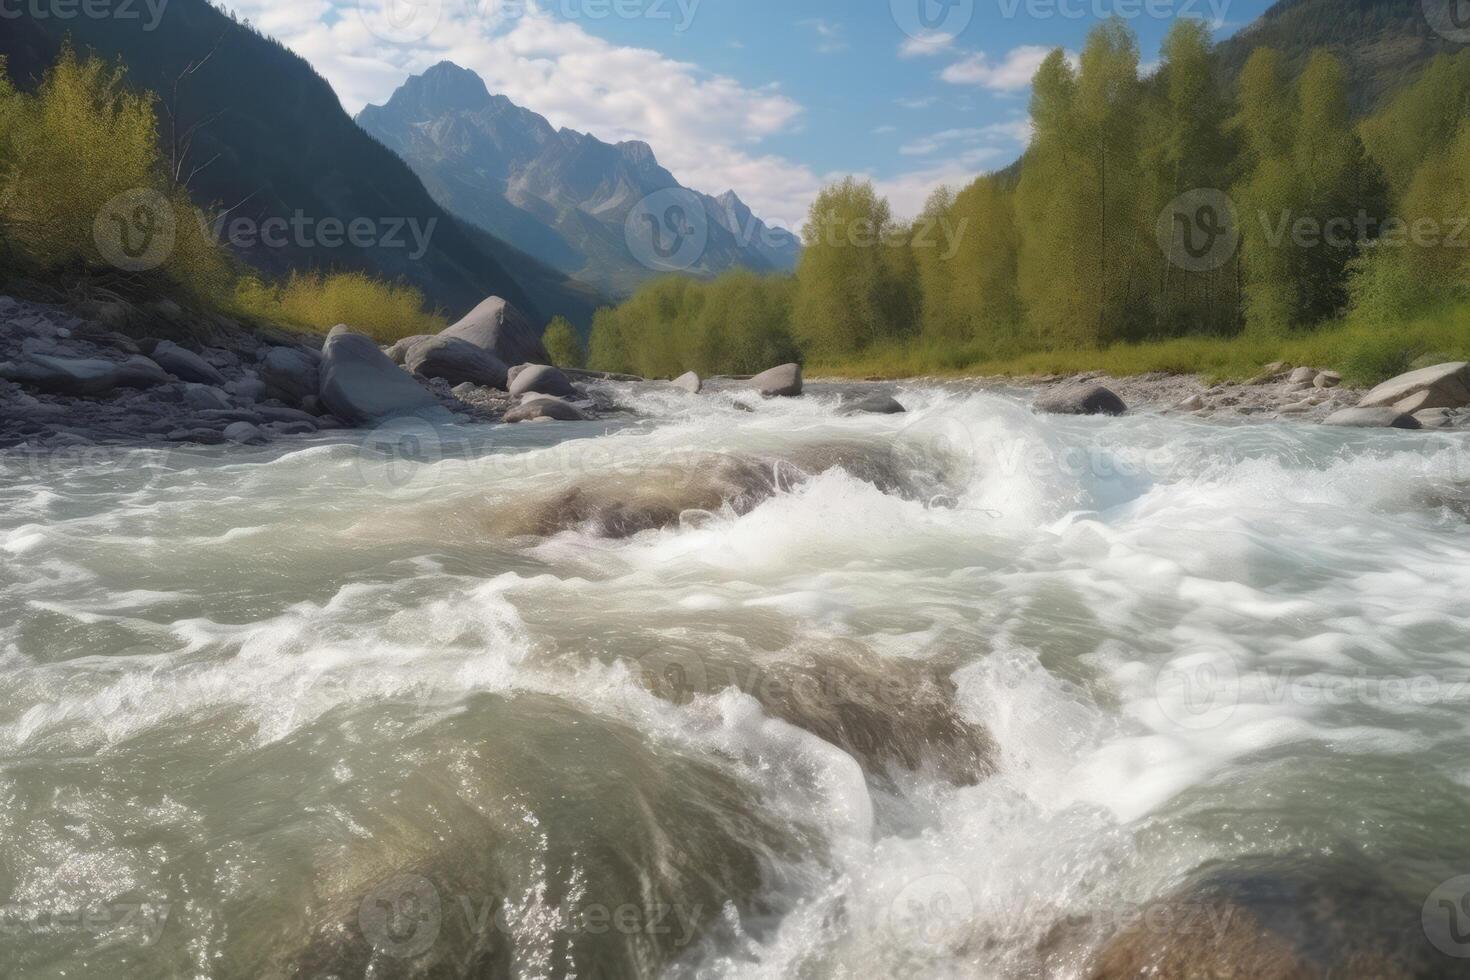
top-left (405, 336), bottom-right (509, 390)
top-left (385, 334), bottom-right (434, 365)
top-left (0, 354), bottom-right (170, 395)
top-left (672, 371), bottom-right (702, 394)
top-left (1034, 382), bottom-right (1127, 416)
top-left (258, 347), bottom-right (320, 407)
top-left (1358, 362), bottom-right (1470, 412)
top-left (1323, 407), bottom-right (1422, 429)
top-left (440, 296), bottom-right (549, 367)
top-left (750, 363), bottom-right (802, 397)
top-left (318, 326), bottom-right (452, 426)
top-left (151, 340), bottom-right (226, 385)
top-left (509, 364), bottom-right (578, 400)
top-left (839, 393), bottom-right (905, 415)
top-left (222, 421), bottom-right (268, 445)
top-left (502, 395), bottom-right (589, 423)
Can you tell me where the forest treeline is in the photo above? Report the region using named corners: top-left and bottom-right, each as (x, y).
top-left (588, 19), bottom-right (1470, 380)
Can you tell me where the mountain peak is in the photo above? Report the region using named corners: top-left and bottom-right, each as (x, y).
top-left (386, 61), bottom-right (491, 113)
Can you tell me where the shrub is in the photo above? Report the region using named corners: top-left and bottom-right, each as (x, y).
top-left (543, 316), bottom-right (586, 368)
top-left (232, 271), bottom-right (445, 342)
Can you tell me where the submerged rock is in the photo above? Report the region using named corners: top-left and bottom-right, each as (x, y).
top-left (839, 393), bottom-right (905, 416)
top-left (750, 363), bottom-right (803, 397)
top-left (440, 296), bottom-right (549, 366)
top-left (318, 326), bottom-right (451, 426)
top-left (1034, 382), bottom-right (1127, 416)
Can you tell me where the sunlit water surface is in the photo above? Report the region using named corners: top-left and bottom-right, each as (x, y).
top-left (2, 382), bottom-right (1469, 978)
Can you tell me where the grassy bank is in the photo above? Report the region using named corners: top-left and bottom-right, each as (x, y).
top-left (811, 302), bottom-right (1470, 387)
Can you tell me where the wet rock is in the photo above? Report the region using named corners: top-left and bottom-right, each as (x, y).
top-left (1175, 394), bottom-right (1205, 411)
top-left (1359, 362), bottom-right (1470, 411)
top-left (502, 395), bottom-right (589, 423)
top-left (1313, 371), bottom-right (1341, 389)
top-left (1287, 366), bottom-right (1317, 384)
top-left (406, 336), bottom-right (509, 390)
top-left (751, 363), bottom-right (803, 397)
top-left (1324, 407), bottom-right (1422, 429)
top-left (1034, 382), bottom-right (1127, 416)
top-left (839, 393), bottom-right (906, 415)
top-left (1088, 854), bottom-right (1460, 980)
top-left (225, 375), bottom-right (266, 403)
top-left (1415, 408), bottom-right (1457, 428)
top-left (509, 364), bottom-right (578, 400)
top-left (440, 296), bottom-right (549, 366)
top-left (223, 421), bottom-right (268, 445)
top-left (258, 347), bottom-right (320, 406)
top-left (266, 420), bottom-right (317, 436)
top-left (318, 326), bottom-right (452, 427)
top-left (151, 340), bottom-right (226, 385)
top-left (672, 371), bottom-right (702, 394)
top-left (0, 354), bottom-right (170, 395)
top-left (166, 427), bottom-right (227, 445)
top-left (256, 406), bottom-right (319, 426)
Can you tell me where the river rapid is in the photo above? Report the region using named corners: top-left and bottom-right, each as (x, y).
top-left (2, 381), bottom-right (1469, 978)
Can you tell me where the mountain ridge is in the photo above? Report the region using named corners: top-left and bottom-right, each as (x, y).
top-left (356, 62), bottom-right (801, 299)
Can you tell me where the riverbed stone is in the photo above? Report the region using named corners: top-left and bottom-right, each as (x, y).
top-left (673, 371), bottom-right (702, 394)
top-left (502, 395), bottom-right (589, 423)
top-left (385, 334), bottom-right (434, 365)
top-left (259, 347), bottom-right (320, 406)
top-left (1034, 382), bottom-right (1127, 416)
top-left (1287, 366), bottom-right (1317, 384)
top-left (441, 296), bottom-right (549, 366)
top-left (839, 393), bottom-right (906, 415)
top-left (1359, 362), bottom-right (1470, 410)
top-left (222, 421), bottom-right (267, 445)
top-left (1323, 407), bottom-right (1422, 429)
top-left (318, 326), bottom-right (452, 426)
top-left (406, 336), bottom-right (509, 390)
top-left (0, 354), bottom-right (170, 395)
top-left (151, 340), bottom-right (226, 385)
top-left (750, 363), bottom-right (803, 397)
top-left (1313, 371), bottom-right (1341, 389)
top-left (182, 384), bottom-right (232, 411)
top-left (509, 364), bottom-right (578, 400)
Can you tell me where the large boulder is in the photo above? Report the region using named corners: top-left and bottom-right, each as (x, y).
top-left (0, 354), bottom-right (170, 395)
top-left (151, 340), bottom-right (226, 385)
top-left (258, 347), bottom-right (320, 406)
top-left (502, 395), bottom-right (589, 423)
top-left (1034, 382), bottom-right (1127, 416)
top-left (672, 371), bottom-right (702, 394)
top-left (440, 297), bottom-right (549, 366)
top-left (318, 326), bottom-right (452, 426)
top-left (750, 363), bottom-right (803, 397)
top-left (1358, 362), bottom-right (1470, 412)
top-left (405, 336), bottom-right (509, 390)
top-left (509, 364), bottom-right (578, 400)
top-left (1324, 407), bottom-right (1422, 429)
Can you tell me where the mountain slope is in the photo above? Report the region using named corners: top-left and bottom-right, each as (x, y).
top-left (0, 1), bottom-right (601, 325)
top-left (1217, 0), bottom-right (1459, 112)
top-left (356, 63), bottom-right (801, 298)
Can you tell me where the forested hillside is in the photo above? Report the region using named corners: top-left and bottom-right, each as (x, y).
top-left (588, 12), bottom-right (1470, 383)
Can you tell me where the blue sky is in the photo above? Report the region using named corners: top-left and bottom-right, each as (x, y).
top-left (228, 0), bottom-right (1271, 226)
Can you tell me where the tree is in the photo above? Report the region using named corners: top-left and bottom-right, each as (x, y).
top-left (543, 316), bottom-right (587, 368)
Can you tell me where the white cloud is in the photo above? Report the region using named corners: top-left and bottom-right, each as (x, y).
top-left (798, 18), bottom-right (848, 54)
top-left (941, 45), bottom-right (1058, 91)
top-left (898, 31), bottom-right (956, 58)
top-left (895, 95), bottom-right (938, 110)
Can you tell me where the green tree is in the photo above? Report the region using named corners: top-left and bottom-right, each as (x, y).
top-left (543, 316), bottom-right (587, 368)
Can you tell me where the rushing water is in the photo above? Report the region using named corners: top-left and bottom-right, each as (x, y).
top-left (2, 382), bottom-right (1469, 978)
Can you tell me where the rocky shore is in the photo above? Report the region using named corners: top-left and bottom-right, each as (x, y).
top-left (3, 291), bottom-right (1467, 452)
